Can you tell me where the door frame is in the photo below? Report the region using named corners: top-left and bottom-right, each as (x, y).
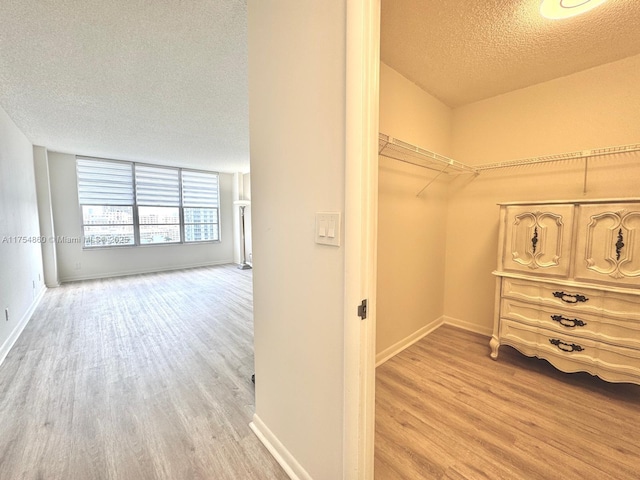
top-left (344, 0), bottom-right (380, 478)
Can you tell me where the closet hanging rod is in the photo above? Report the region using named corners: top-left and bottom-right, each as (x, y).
top-left (378, 133), bottom-right (479, 175)
top-left (476, 143), bottom-right (640, 171)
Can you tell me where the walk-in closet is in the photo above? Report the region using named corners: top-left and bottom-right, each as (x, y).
top-left (374, 1), bottom-right (640, 478)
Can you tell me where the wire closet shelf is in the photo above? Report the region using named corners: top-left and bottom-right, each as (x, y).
top-left (379, 132), bottom-right (640, 172)
top-left (378, 133), bottom-right (478, 175)
top-left (378, 133), bottom-right (640, 195)
top-left (475, 143), bottom-right (640, 170)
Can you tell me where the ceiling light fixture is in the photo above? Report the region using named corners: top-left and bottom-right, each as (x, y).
top-left (540, 0), bottom-right (607, 19)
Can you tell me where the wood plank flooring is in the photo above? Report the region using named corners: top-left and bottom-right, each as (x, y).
top-left (0, 265), bottom-right (288, 480)
top-left (375, 325), bottom-right (640, 480)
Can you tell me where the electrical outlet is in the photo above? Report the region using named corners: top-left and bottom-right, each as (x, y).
top-left (33, 280), bottom-right (36, 289)
top-left (75, 262), bottom-right (81, 270)
top-left (4, 308), bottom-right (8, 322)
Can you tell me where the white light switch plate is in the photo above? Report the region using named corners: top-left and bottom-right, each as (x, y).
top-left (315, 212), bottom-right (341, 246)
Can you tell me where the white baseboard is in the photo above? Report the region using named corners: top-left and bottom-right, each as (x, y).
top-left (250, 414), bottom-right (312, 480)
top-left (375, 316), bottom-right (493, 366)
top-left (59, 259), bottom-right (233, 283)
top-left (375, 316), bottom-right (444, 367)
top-left (0, 286), bottom-right (46, 367)
top-left (443, 316), bottom-right (492, 337)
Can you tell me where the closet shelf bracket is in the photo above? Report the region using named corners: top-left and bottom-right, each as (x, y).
top-left (415, 164), bottom-right (450, 197)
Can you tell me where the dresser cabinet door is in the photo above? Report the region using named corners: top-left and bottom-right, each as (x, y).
top-left (574, 203), bottom-right (640, 287)
top-left (502, 205), bottom-right (574, 278)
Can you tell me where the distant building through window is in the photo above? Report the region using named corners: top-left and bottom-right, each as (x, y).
top-left (77, 158), bottom-right (220, 248)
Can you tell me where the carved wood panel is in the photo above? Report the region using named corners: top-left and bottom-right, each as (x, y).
top-left (575, 204), bottom-right (640, 286)
top-left (502, 205), bottom-right (574, 277)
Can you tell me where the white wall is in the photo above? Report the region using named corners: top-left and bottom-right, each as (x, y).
top-left (0, 105), bottom-right (45, 363)
top-left (379, 62), bottom-right (452, 156)
top-left (47, 151), bottom-right (235, 282)
top-left (444, 53), bottom-right (640, 334)
top-left (248, 1), bottom-right (346, 478)
top-left (451, 54), bottom-right (640, 165)
top-left (376, 63), bottom-right (452, 359)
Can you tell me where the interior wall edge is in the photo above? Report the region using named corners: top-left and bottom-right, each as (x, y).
top-left (0, 286), bottom-right (46, 367)
top-left (377, 62), bottom-right (451, 358)
top-left (375, 316), bottom-right (444, 367)
top-left (33, 146), bottom-right (60, 287)
top-left (442, 315), bottom-right (493, 337)
top-left (249, 414), bottom-right (312, 480)
top-left (0, 103), bottom-right (45, 367)
top-left (379, 62), bottom-right (453, 156)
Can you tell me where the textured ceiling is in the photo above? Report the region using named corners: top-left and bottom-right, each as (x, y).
top-left (381, 0), bottom-right (640, 107)
top-left (0, 0), bottom-right (249, 172)
top-left (3, 1), bottom-right (639, 171)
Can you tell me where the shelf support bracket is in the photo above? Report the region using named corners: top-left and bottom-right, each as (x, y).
top-left (583, 158), bottom-right (589, 195)
top-left (416, 163), bottom-right (450, 197)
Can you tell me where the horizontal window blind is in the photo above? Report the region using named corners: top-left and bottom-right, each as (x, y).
top-left (77, 158), bottom-right (134, 205)
top-left (77, 157), bottom-right (220, 247)
top-left (135, 165), bottom-right (180, 206)
top-left (182, 170), bottom-right (219, 207)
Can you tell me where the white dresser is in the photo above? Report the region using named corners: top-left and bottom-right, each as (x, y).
top-left (490, 199), bottom-right (640, 385)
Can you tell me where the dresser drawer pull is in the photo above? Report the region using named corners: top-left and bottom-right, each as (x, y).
top-left (552, 291), bottom-right (589, 304)
top-left (616, 228), bottom-right (624, 261)
top-left (549, 338), bottom-right (584, 353)
top-left (550, 315), bottom-right (587, 328)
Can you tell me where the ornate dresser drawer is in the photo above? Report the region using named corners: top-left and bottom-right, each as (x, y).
top-left (501, 277), bottom-right (640, 322)
top-left (491, 199), bottom-right (640, 385)
top-left (500, 299), bottom-right (640, 350)
top-left (499, 319), bottom-right (640, 384)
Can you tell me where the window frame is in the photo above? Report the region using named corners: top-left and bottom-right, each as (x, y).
top-left (137, 205), bottom-right (182, 245)
top-left (81, 205), bottom-right (136, 248)
top-left (77, 157), bottom-right (221, 249)
top-left (135, 164), bottom-right (182, 246)
top-left (183, 207), bottom-right (220, 243)
top-left (181, 169), bottom-right (221, 244)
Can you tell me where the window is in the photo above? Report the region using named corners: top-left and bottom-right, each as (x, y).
top-left (77, 157), bottom-right (220, 248)
top-left (182, 170), bottom-right (219, 242)
top-left (77, 159), bottom-right (136, 247)
top-left (135, 165), bottom-right (181, 245)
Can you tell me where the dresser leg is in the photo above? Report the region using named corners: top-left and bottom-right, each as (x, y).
top-left (490, 336), bottom-right (500, 360)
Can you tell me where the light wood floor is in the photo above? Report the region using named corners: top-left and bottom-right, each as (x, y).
top-left (375, 325), bottom-right (640, 480)
top-left (0, 265), bottom-right (288, 480)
